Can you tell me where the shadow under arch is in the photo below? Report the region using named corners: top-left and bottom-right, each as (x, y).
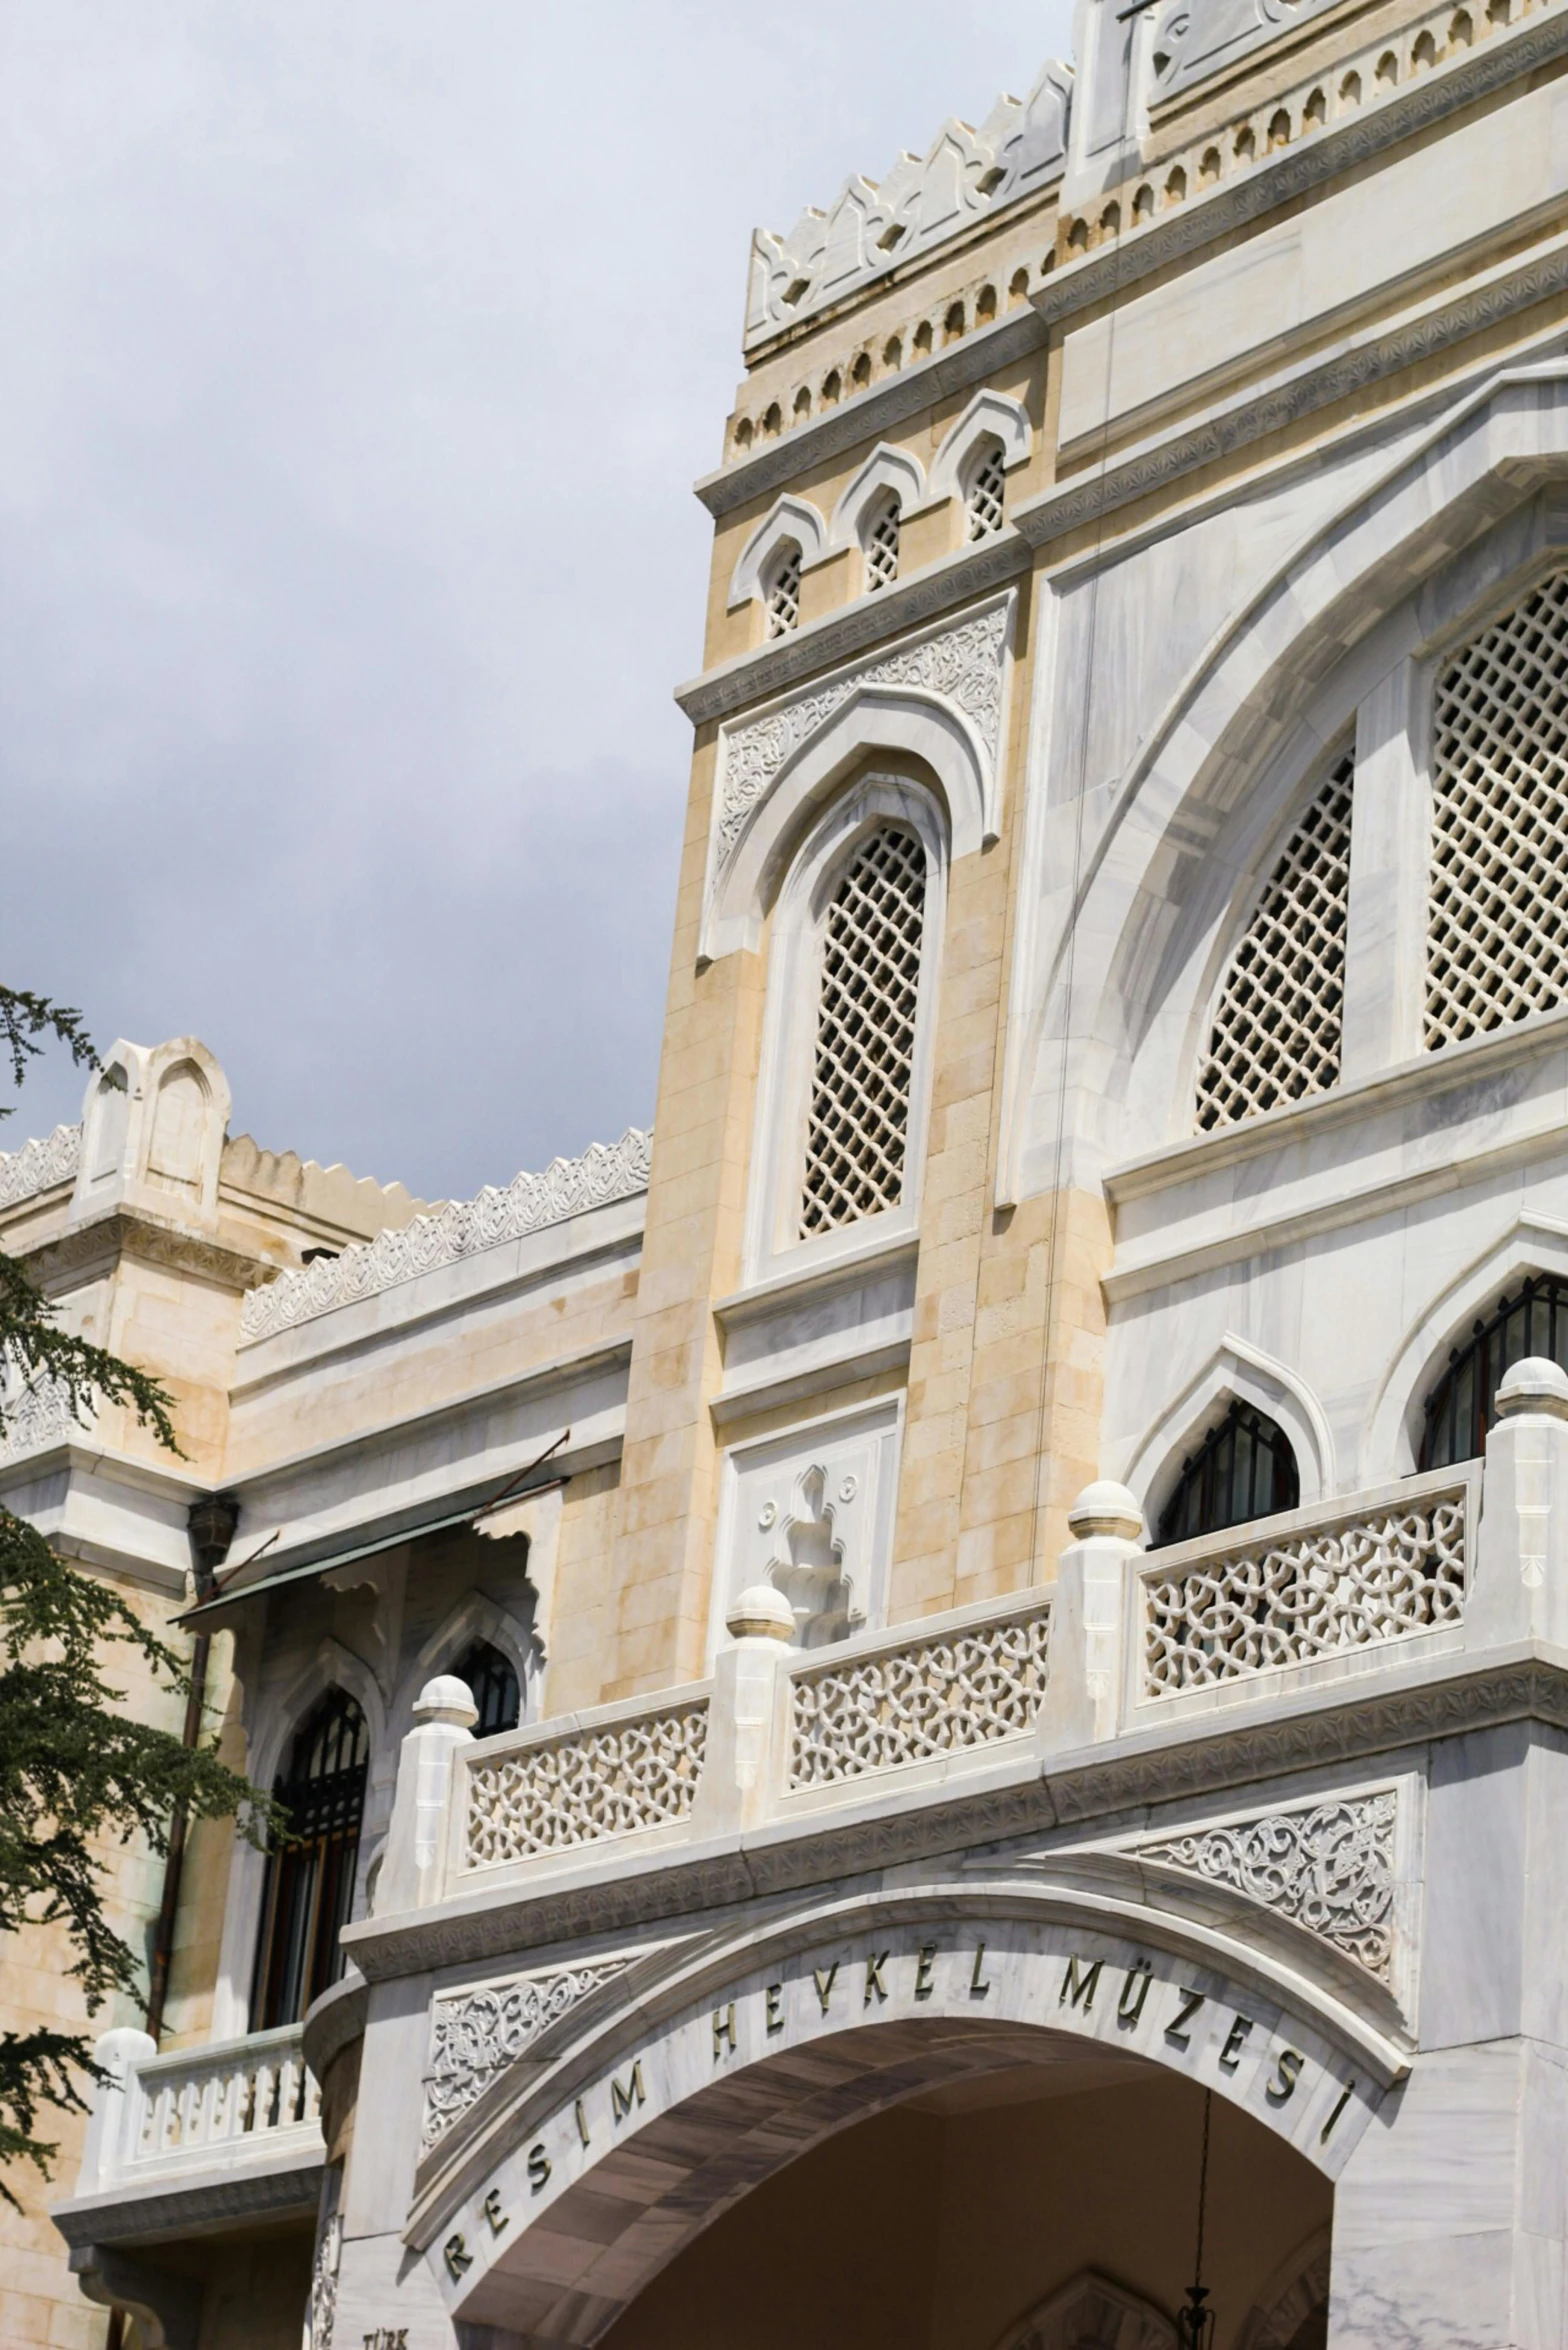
top-left (407, 1878), bottom-right (1402, 2344)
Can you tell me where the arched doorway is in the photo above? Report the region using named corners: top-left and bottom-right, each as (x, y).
top-left (596, 2052), bottom-right (1331, 2350)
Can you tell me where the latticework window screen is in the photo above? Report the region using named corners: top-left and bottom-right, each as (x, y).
top-left (1195, 753), bottom-right (1355, 1131)
top-left (864, 494), bottom-right (901, 591)
top-left (765, 543), bottom-right (803, 638)
top-left (801, 825), bottom-right (927, 1236)
top-left (1426, 571), bottom-right (1568, 1049)
top-left (966, 443), bottom-right (1007, 539)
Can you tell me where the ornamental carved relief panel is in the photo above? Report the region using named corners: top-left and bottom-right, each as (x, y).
top-left (423, 1960), bottom-right (635, 2149)
top-left (1136, 1789), bottom-right (1398, 1979)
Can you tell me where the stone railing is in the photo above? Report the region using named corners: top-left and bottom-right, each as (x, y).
top-left (463, 1690), bottom-right (711, 1870)
top-left (1138, 1471), bottom-right (1472, 1701)
top-left (365, 1363), bottom-right (1568, 1919)
top-left (0, 1121), bottom-right (80, 1211)
top-left (239, 1127), bottom-right (652, 1341)
top-left (788, 1596), bottom-right (1051, 1791)
top-left (78, 2025), bottom-right (322, 2194)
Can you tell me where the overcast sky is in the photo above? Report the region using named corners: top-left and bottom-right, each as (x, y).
top-left (0, 3), bottom-right (1075, 1202)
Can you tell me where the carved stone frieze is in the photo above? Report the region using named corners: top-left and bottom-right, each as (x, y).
top-left (1137, 1791), bottom-right (1398, 1978)
top-left (0, 1372), bottom-right (84, 1465)
top-left (240, 1129), bottom-right (652, 1341)
top-left (711, 601), bottom-right (1010, 885)
top-left (422, 1960), bottom-right (633, 2148)
top-left (0, 1121), bottom-right (80, 1211)
top-left (745, 63), bottom-right (1070, 348)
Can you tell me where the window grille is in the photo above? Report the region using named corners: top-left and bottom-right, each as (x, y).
top-left (453, 1638), bottom-right (521, 1738)
top-left (1154, 1399), bottom-right (1300, 1548)
top-left (966, 442), bottom-right (1007, 539)
top-left (1420, 1272), bottom-right (1568, 1469)
top-left (251, 1690), bottom-right (368, 2030)
top-left (1426, 571), bottom-right (1568, 1048)
top-left (765, 542), bottom-right (802, 638)
top-left (863, 493), bottom-right (900, 592)
top-left (1195, 754), bottom-right (1354, 1130)
top-left (801, 825), bottom-right (927, 1237)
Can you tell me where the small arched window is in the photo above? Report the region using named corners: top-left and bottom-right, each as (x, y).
top-left (251, 1689), bottom-right (368, 2030)
top-left (452, 1638), bottom-right (522, 1738)
top-left (801, 824), bottom-right (927, 1237)
top-left (862, 491), bottom-right (901, 592)
top-left (764, 541), bottom-right (803, 638)
top-left (965, 440), bottom-right (1007, 539)
top-left (1420, 1272), bottom-right (1568, 1469)
top-left (1154, 1400), bottom-right (1300, 1546)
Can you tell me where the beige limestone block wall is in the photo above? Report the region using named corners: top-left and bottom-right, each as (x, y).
top-left (599, 733), bottom-right (767, 1697)
top-left (0, 1571), bottom-right (188, 2350)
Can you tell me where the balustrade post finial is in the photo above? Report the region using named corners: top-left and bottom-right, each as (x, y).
top-left (691, 1585), bottom-right (795, 1838)
top-left (1038, 1481), bottom-right (1144, 1757)
top-left (375, 1675), bottom-right (478, 1918)
top-left (77, 2026), bottom-right (156, 2194)
top-left (1472, 1357), bottom-right (1568, 1649)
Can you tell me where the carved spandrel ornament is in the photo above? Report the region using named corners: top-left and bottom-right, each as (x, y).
top-left (1136, 1789), bottom-right (1397, 1979)
top-left (1150, 0), bottom-right (1344, 100)
top-left (423, 1960), bottom-right (635, 2150)
top-left (712, 601), bottom-right (1010, 880)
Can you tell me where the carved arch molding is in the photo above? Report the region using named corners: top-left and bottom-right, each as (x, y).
top-left (414, 1885), bottom-right (1398, 2344)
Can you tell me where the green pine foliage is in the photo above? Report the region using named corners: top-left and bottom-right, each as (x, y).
top-left (0, 989), bottom-right (267, 2197)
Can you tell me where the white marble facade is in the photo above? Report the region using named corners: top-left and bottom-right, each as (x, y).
top-left (33, 0), bottom-right (1568, 2345)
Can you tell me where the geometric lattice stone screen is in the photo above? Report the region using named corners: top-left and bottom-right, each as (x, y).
top-left (1426, 570), bottom-right (1568, 1050)
top-left (1195, 752), bottom-right (1355, 1130)
top-left (801, 824), bottom-right (927, 1236)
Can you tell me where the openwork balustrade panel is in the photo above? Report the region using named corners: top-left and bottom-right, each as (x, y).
top-left (790, 1606), bottom-right (1051, 1789)
top-left (465, 1701), bottom-right (709, 1866)
top-left (130, 2031), bottom-right (320, 2171)
top-left (1427, 569), bottom-right (1568, 1048)
top-left (1142, 1491), bottom-right (1467, 1696)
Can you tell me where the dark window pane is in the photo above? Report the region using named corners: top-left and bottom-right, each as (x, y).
top-left (1421, 1273), bottom-right (1568, 1469)
top-left (453, 1639), bottom-right (522, 1738)
top-left (1153, 1400), bottom-right (1300, 1549)
top-left (251, 1689), bottom-right (368, 2031)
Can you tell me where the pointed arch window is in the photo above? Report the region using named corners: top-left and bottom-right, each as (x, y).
top-left (1195, 753), bottom-right (1354, 1130)
top-left (965, 440), bottom-right (1007, 539)
top-left (1426, 569), bottom-right (1568, 1048)
top-left (862, 490), bottom-right (901, 591)
top-left (251, 1690), bottom-right (368, 2031)
top-left (801, 823), bottom-right (927, 1236)
top-left (1420, 1272), bottom-right (1568, 1469)
top-left (452, 1638), bottom-right (522, 1738)
top-left (1154, 1400), bottom-right (1300, 1547)
top-left (764, 541), bottom-right (802, 638)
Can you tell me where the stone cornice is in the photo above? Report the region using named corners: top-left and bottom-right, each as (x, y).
top-left (342, 1643), bottom-right (1568, 1984)
top-left (1017, 231), bottom-right (1568, 555)
top-left (52, 2147), bottom-right (323, 2245)
top-left (693, 309), bottom-right (1045, 522)
top-left (27, 1207), bottom-right (272, 1294)
top-left (1032, 0), bottom-right (1568, 343)
top-left (675, 530), bottom-right (1029, 729)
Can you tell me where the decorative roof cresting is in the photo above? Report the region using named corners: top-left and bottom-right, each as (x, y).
top-left (0, 1124), bottom-right (81, 1212)
top-left (746, 62), bottom-right (1071, 350)
top-left (240, 1129), bottom-right (652, 1340)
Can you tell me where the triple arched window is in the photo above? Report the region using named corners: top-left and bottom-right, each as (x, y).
top-left (1197, 562), bottom-right (1568, 1133)
top-left (251, 1689), bottom-right (368, 2031)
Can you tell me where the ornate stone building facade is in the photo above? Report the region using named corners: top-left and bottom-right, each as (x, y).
top-left (13, 0), bottom-right (1568, 2339)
